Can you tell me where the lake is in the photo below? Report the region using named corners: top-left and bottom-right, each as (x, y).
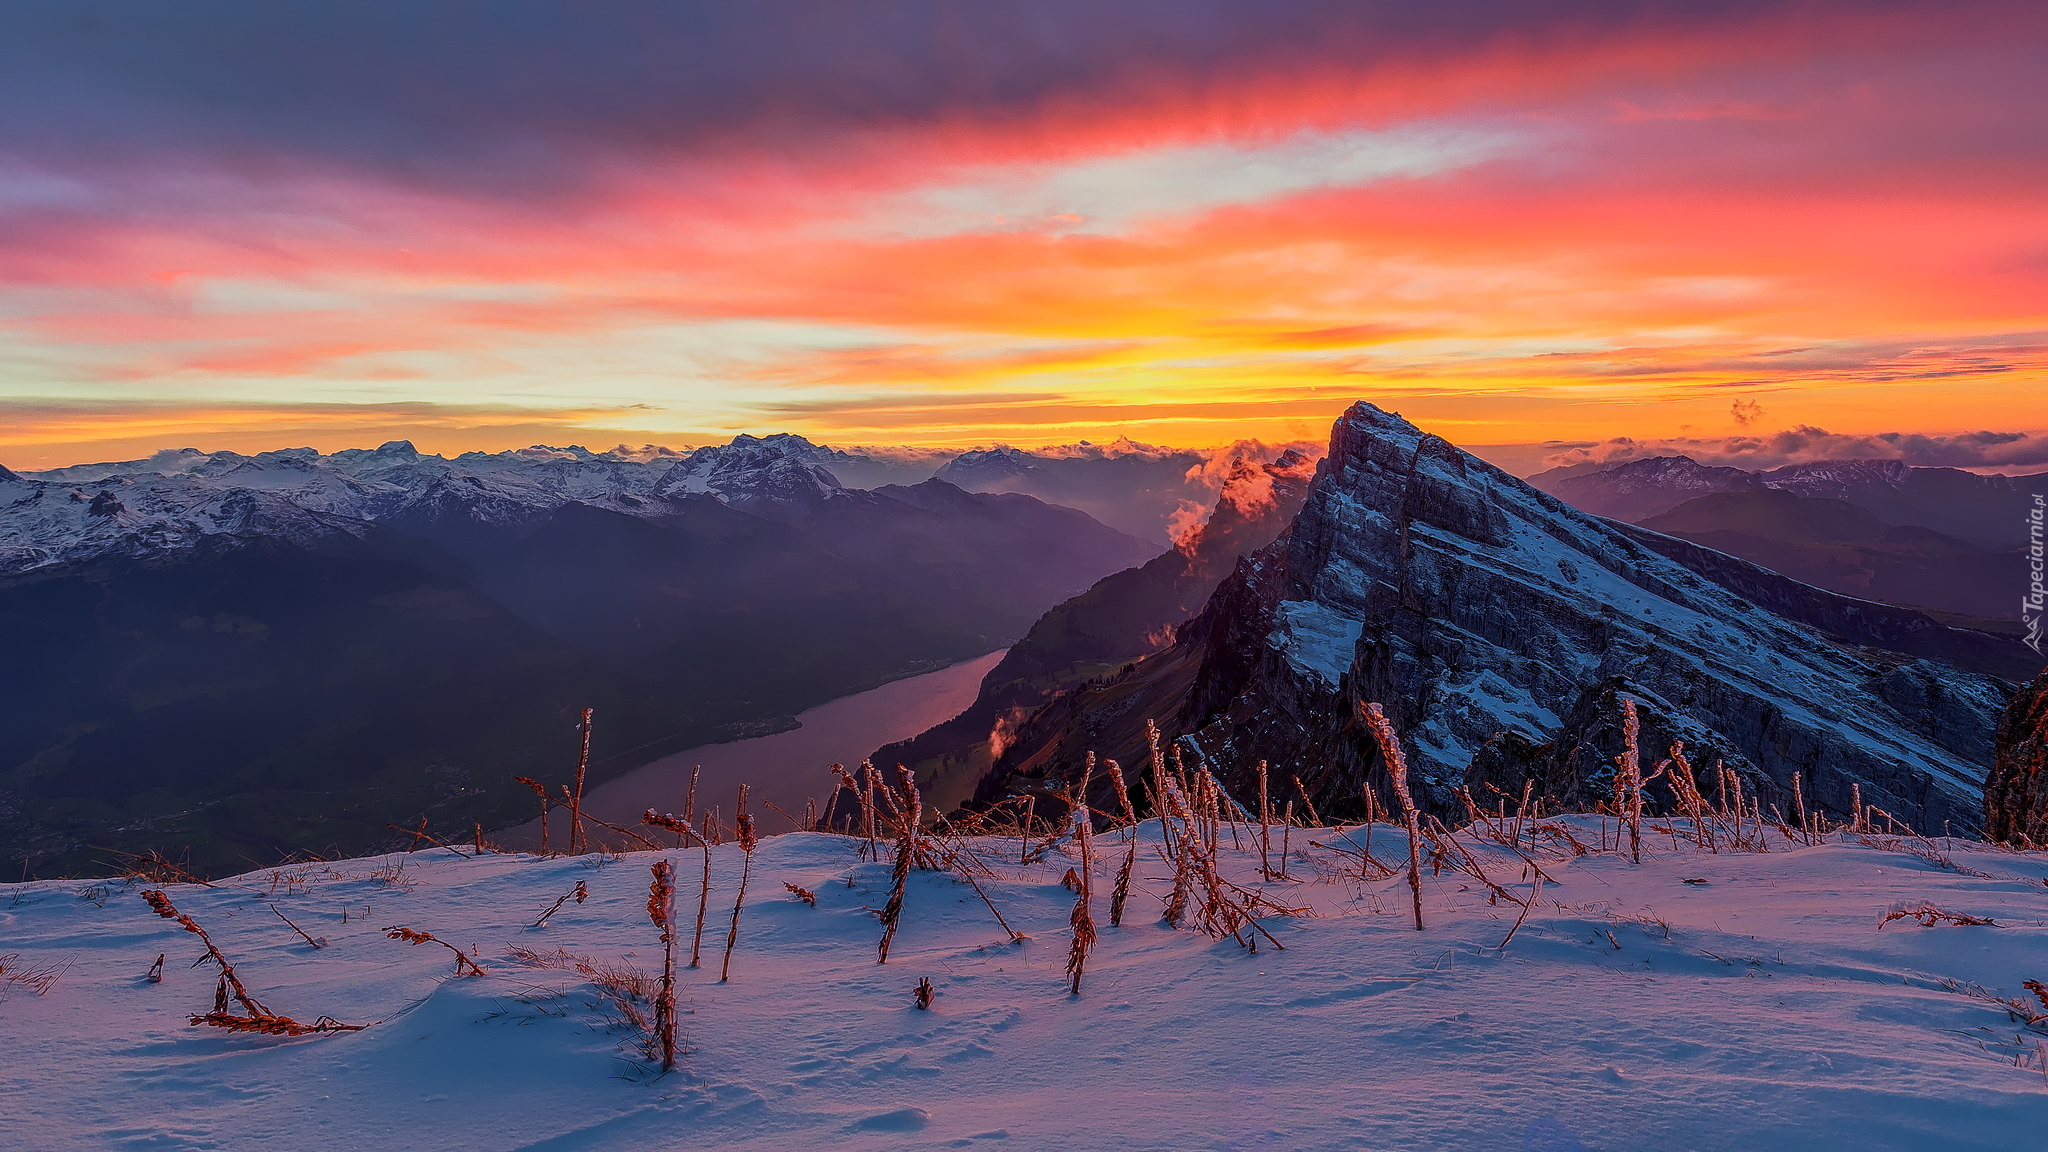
top-left (509, 649), bottom-right (1004, 846)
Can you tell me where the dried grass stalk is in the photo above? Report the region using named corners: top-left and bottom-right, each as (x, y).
top-left (931, 817), bottom-right (1026, 942)
top-left (1279, 800), bottom-right (1293, 881)
top-left (568, 707), bottom-right (594, 855)
top-left (1616, 697), bottom-right (1643, 865)
top-left (507, 946), bottom-right (660, 1047)
top-left (143, 889), bottom-right (361, 1035)
top-left (514, 775), bottom-right (552, 853)
top-left (385, 926), bottom-right (486, 976)
top-left (648, 859), bottom-right (679, 1071)
top-left (1154, 776), bottom-right (1290, 950)
top-left (1257, 760), bottom-right (1273, 880)
top-left (1109, 836), bottom-right (1137, 927)
top-left (1361, 702), bottom-right (1424, 932)
top-left (385, 821), bottom-right (470, 861)
top-left (532, 880), bottom-right (589, 929)
top-left (270, 904), bottom-right (324, 949)
top-left (643, 808), bottom-right (714, 967)
top-left (1292, 775), bottom-right (1324, 830)
top-left (720, 785), bottom-right (759, 983)
top-left (1065, 806), bottom-right (1098, 995)
top-left (0, 953), bottom-right (70, 999)
top-left (1791, 771), bottom-right (1810, 845)
top-left (1879, 903), bottom-right (1998, 928)
top-left (1104, 758), bottom-right (1137, 826)
top-left (876, 770), bottom-right (923, 964)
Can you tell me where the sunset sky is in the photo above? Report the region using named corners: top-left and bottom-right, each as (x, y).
top-left (3, 1), bottom-right (2046, 470)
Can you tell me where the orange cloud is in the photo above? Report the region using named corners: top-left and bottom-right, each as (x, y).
top-left (0, 1), bottom-right (2043, 463)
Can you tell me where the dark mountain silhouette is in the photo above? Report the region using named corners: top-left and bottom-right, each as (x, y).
top-left (1637, 488), bottom-right (2017, 621)
top-left (1532, 455), bottom-right (2048, 550)
top-left (1529, 456), bottom-right (1761, 521)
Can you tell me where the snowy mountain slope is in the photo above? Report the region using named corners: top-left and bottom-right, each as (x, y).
top-left (1, 436), bottom-right (867, 574)
top-left (977, 404), bottom-right (2015, 837)
top-left (2, 824), bottom-right (2046, 1150)
top-left (5, 433), bottom-right (1256, 567)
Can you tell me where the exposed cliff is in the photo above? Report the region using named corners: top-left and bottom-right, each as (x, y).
top-left (976, 403), bottom-right (2019, 835)
top-left (1985, 669), bottom-right (2048, 845)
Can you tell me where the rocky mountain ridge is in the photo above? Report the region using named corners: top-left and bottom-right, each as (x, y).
top-left (973, 404), bottom-right (2027, 837)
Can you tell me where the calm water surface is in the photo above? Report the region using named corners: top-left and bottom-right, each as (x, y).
top-left (513, 649), bottom-right (1003, 845)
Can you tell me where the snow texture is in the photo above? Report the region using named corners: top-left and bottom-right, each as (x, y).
top-left (0, 434), bottom-right (870, 575)
top-left (1195, 403), bottom-right (2007, 833)
top-left (4, 822), bottom-right (2047, 1150)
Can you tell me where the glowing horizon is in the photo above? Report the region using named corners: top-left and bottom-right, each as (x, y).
top-left (2, 2), bottom-right (2045, 470)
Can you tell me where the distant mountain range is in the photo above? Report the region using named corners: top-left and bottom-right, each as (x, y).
top-left (0, 435), bottom-right (1173, 875)
top-left (14, 424), bottom-right (2039, 873)
top-left (1528, 455), bottom-right (2048, 622)
top-left (942, 404), bottom-right (2035, 838)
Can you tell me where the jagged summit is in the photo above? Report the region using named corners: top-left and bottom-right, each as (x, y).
top-left (979, 402), bottom-right (2013, 835)
top-left (656, 433), bottom-right (849, 502)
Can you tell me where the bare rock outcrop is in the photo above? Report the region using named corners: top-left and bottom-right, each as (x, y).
top-left (1985, 669), bottom-right (2048, 845)
top-left (972, 401), bottom-right (2015, 835)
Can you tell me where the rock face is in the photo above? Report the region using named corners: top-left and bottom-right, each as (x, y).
top-left (978, 402), bottom-right (2015, 835)
top-left (1985, 670), bottom-right (2048, 845)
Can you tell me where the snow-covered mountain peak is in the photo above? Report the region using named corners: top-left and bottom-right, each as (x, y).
top-left (1597, 455), bottom-right (1758, 490)
top-left (1045, 401), bottom-right (2011, 836)
top-left (938, 446), bottom-right (1057, 488)
top-left (0, 433), bottom-right (874, 574)
top-left (1760, 458), bottom-right (1916, 495)
top-left (654, 433), bottom-right (848, 501)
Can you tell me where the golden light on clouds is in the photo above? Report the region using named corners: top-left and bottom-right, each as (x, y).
top-left (1, 2), bottom-right (2043, 468)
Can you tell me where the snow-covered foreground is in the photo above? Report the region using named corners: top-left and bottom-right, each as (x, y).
top-left (4, 820), bottom-right (2047, 1151)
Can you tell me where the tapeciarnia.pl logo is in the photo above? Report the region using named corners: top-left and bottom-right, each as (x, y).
top-left (2026, 493), bottom-right (2045, 656)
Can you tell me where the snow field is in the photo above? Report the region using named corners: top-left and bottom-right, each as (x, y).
top-left (3, 819), bottom-right (2047, 1151)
